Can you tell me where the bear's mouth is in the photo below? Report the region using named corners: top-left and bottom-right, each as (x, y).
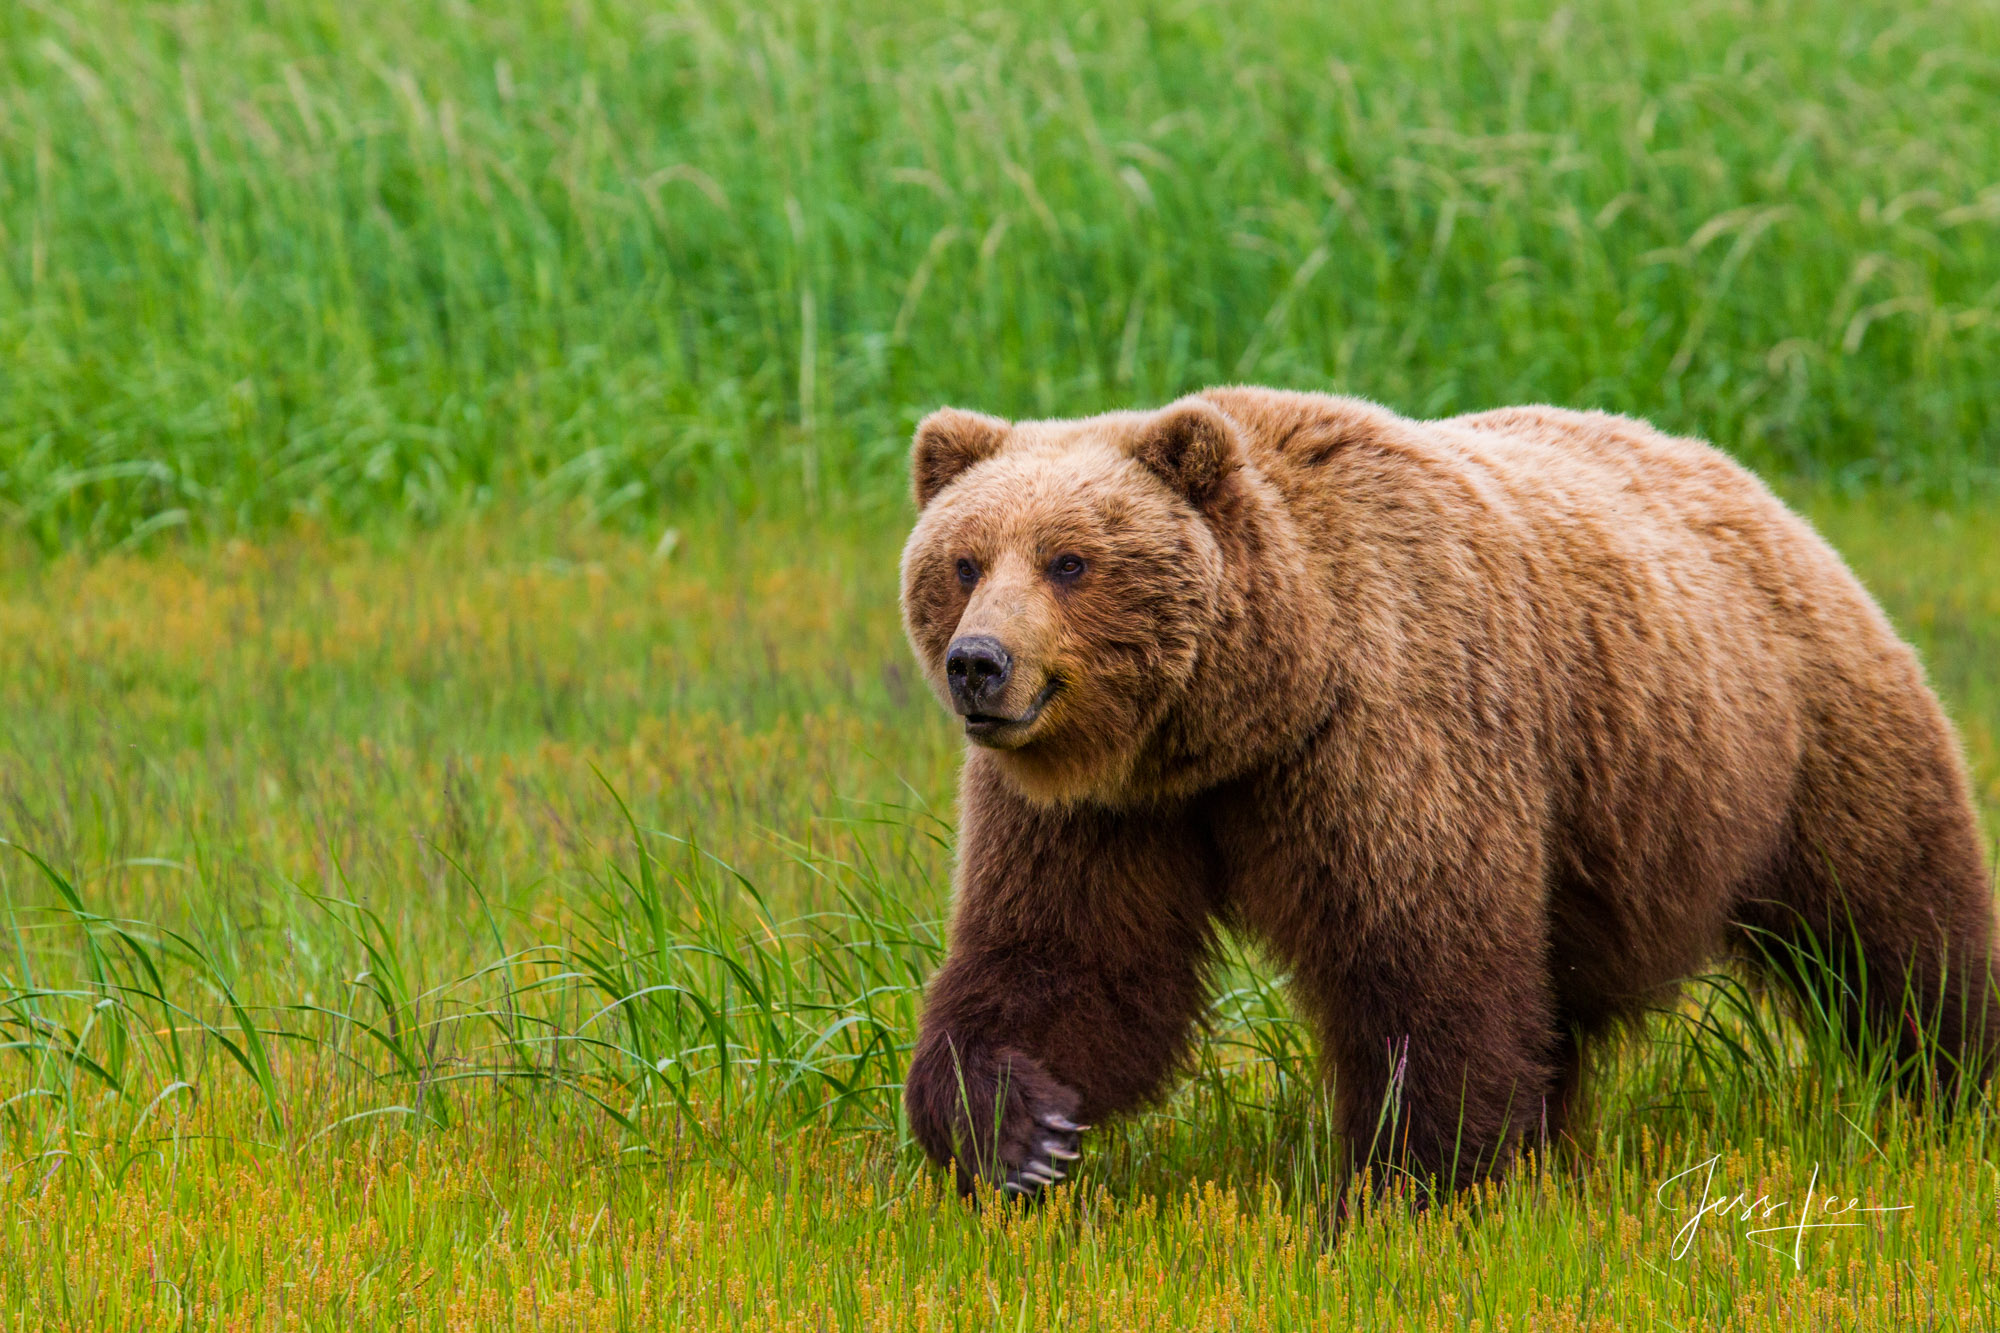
top-left (962, 678), bottom-right (1062, 742)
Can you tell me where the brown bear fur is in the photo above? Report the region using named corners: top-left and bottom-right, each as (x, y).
top-left (899, 387), bottom-right (1998, 1202)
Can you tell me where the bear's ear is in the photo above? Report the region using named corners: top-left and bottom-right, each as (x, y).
top-left (1130, 397), bottom-right (1242, 508)
top-left (911, 407), bottom-right (1011, 508)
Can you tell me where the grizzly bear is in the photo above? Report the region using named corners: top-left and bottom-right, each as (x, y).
top-left (899, 387), bottom-right (1998, 1203)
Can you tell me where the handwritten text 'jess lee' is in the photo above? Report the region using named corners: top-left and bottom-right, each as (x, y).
top-left (1656, 1155), bottom-right (1911, 1267)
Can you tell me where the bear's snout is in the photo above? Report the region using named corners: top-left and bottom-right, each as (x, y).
top-left (946, 635), bottom-right (1013, 712)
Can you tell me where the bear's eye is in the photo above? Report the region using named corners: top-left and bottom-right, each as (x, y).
top-left (955, 557), bottom-right (979, 588)
top-left (1048, 553), bottom-right (1087, 583)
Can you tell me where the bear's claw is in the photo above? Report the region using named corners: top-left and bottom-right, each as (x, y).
top-left (907, 1045), bottom-right (1087, 1202)
top-left (998, 1114), bottom-right (1084, 1202)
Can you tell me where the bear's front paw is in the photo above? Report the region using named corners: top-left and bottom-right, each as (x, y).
top-left (999, 1105), bottom-right (1087, 1201)
top-left (905, 1039), bottom-right (1089, 1200)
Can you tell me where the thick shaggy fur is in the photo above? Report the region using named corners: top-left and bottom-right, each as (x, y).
top-left (900, 387), bottom-right (1998, 1200)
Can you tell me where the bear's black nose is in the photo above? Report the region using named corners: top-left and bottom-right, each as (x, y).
top-left (945, 636), bottom-right (1012, 708)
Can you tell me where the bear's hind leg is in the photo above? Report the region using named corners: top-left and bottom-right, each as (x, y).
top-left (1540, 1024), bottom-right (1588, 1151)
top-left (1738, 697), bottom-right (1999, 1105)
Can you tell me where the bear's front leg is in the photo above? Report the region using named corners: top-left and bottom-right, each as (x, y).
top-left (905, 766), bottom-right (1220, 1197)
top-left (1308, 902), bottom-right (1560, 1204)
top-left (904, 1030), bottom-right (1087, 1198)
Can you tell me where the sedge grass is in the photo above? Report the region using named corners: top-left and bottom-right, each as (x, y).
top-left (0, 501), bottom-right (1996, 1329)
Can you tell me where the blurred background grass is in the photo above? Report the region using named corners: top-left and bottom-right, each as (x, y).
top-left (4, 0), bottom-right (1998, 548)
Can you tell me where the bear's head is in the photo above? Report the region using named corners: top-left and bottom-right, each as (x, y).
top-left (900, 397), bottom-right (1242, 804)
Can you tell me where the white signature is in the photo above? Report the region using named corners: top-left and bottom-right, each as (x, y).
top-left (1655, 1154), bottom-right (1912, 1267)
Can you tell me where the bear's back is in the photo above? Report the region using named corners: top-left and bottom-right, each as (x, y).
top-left (1203, 387), bottom-right (1895, 683)
top-left (1436, 401), bottom-right (1903, 673)
top-left (1205, 389), bottom-right (1927, 900)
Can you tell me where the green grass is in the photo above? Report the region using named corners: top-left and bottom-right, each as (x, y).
top-left (0, 498), bottom-right (1995, 1329)
top-left (4, 0), bottom-right (1999, 547)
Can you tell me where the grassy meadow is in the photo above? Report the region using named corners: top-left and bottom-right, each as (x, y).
top-left (3, 0), bottom-right (2000, 1328)
top-left (3, 502), bottom-right (1997, 1330)
top-left (6, 0), bottom-right (2000, 541)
